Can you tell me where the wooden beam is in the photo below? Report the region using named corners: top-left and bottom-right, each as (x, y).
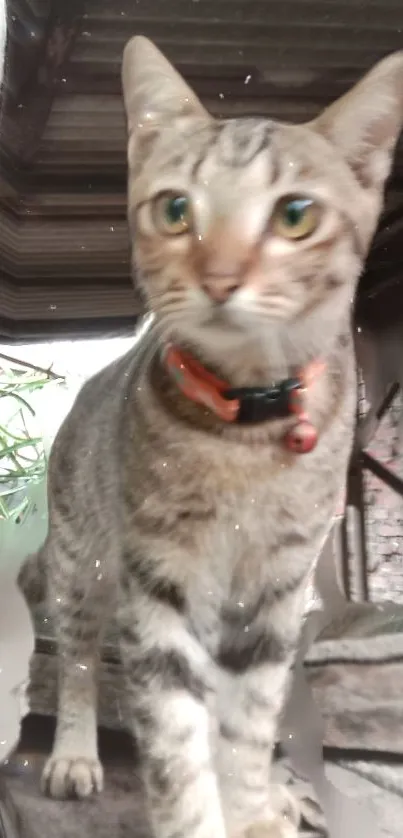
top-left (1, 0), bottom-right (85, 164)
top-left (62, 63), bottom-right (352, 101)
top-left (0, 272), bottom-right (140, 322)
top-left (0, 314), bottom-right (138, 342)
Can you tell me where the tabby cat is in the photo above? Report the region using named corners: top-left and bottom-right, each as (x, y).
top-left (19, 38), bottom-right (403, 838)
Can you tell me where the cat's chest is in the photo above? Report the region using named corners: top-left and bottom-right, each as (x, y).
top-left (128, 433), bottom-right (345, 654)
top-left (183, 484), bottom-right (321, 655)
top-left (193, 462), bottom-right (332, 580)
top-left (133, 433), bottom-right (342, 573)
top-left (145, 433), bottom-right (340, 531)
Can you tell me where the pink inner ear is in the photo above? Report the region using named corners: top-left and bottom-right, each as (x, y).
top-left (309, 53), bottom-right (403, 190)
top-left (122, 37), bottom-right (209, 141)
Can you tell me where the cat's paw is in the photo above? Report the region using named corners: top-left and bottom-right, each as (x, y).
top-left (245, 817), bottom-right (298, 838)
top-left (244, 786), bottom-right (300, 838)
top-left (41, 755), bottom-right (104, 799)
top-left (267, 784), bottom-right (300, 828)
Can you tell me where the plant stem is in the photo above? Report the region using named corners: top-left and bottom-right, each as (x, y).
top-left (0, 424), bottom-right (32, 443)
top-left (0, 496), bottom-right (10, 519)
top-left (0, 438), bottom-right (43, 458)
top-left (0, 390), bottom-right (36, 414)
top-left (0, 352), bottom-right (64, 381)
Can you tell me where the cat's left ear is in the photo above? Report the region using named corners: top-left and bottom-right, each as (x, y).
top-left (122, 36), bottom-right (209, 154)
top-left (311, 52), bottom-right (403, 190)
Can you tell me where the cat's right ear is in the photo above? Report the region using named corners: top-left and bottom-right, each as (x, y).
top-left (122, 37), bottom-right (209, 160)
top-left (311, 51), bottom-right (403, 192)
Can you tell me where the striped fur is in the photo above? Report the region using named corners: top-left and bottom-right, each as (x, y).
top-left (19, 39), bottom-right (403, 838)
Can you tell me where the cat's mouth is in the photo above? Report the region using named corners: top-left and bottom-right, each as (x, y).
top-left (200, 295), bottom-right (269, 333)
top-left (202, 302), bottom-right (245, 332)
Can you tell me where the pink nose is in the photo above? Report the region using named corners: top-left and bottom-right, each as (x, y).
top-left (201, 275), bottom-right (242, 303)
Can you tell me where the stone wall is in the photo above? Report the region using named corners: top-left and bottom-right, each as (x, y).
top-left (365, 393), bottom-right (403, 602)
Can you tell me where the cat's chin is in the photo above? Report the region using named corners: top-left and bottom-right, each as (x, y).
top-left (169, 304), bottom-right (290, 361)
top-left (173, 320), bottom-right (248, 353)
top-left (202, 311), bottom-right (247, 335)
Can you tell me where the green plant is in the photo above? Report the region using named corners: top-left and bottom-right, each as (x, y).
top-left (0, 352), bottom-right (64, 521)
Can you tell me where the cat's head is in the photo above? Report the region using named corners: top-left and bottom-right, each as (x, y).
top-left (122, 38), bottom-right (403, 371)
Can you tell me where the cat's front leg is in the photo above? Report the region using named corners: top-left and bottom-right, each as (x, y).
top-left (119, 589), bottom-right (226, 838)
top-left (40, 539), bottom-right (108, 800)
top-left (216, 603), bottom-right (303, 838)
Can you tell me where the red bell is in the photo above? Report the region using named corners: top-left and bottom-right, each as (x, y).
top-left (284, 420), bottom-right (318, 454)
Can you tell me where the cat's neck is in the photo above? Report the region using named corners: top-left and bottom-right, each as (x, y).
top-left (171, 318), bottom-right (351, 390)
top-left (146, 323), bottom-right (352, 447)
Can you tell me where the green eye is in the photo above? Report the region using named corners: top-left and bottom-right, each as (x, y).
top-left (272, 195), bottom-right (320, 240)
top-left (153, 192), bottom-right (192, 235)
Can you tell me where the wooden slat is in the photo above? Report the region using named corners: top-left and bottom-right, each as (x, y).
top-left (0, 274), bottom-right (138, 319)
top-left (85, 0), bottom-right (403, 23)
top-left (71, 42), bottom-right (398, 73)
top-left (14, 190), bottom-right (127, 217)
top-left (72, 24), bottom-right (403, 61)
top-left (0, 211), bottom-right (130, 277)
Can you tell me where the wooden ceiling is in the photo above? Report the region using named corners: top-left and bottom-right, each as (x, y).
top-left (1, 0), bottom-right (403, 340)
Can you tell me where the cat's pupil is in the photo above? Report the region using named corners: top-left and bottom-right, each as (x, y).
top-left (284, 199), bottom-right (311, 226)
top-left (166, 196), bottom-right (188, 224)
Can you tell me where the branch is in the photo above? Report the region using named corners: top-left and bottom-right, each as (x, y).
top-left (0, 351), bottom-right (64, 381)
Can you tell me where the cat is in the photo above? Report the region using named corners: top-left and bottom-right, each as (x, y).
top-left (18, 37), bottom-right (403, 838)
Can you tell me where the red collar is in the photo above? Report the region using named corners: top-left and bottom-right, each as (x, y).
top-left (163, 344), bottom-right (325, 453)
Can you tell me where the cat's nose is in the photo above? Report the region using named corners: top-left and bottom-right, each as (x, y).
top-left (197, 219), bottom-right (253, 302)
top-left (201, 274), bottom-right (242, 303)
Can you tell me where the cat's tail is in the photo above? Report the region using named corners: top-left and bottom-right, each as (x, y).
top-left (17, 549), bottom-right (47, 605)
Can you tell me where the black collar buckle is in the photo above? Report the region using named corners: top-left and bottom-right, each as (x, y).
top-left (223, 377), bottom-right (303, 424)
